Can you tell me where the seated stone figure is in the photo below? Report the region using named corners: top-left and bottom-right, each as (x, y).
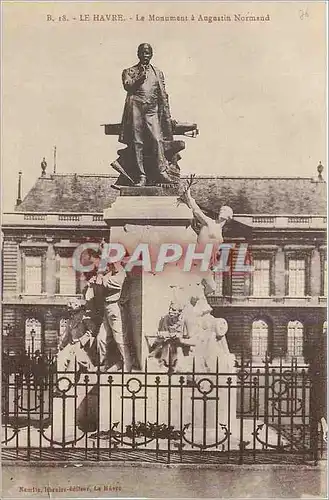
top-left (148, 300), bottom-right (193, 371)
top-left (148, 280), bottom-right (235, 373)
top-left (178, 282), bottom-right (235, 373)
top-left (188, 306), bottom-right (234, 373)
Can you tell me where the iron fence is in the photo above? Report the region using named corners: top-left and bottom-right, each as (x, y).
top-left (1, 352), bottom-right (326, 465)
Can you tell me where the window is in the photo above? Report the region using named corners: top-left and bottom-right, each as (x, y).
top-left (287, 320), bottom-right (303, 357)
top-left (252, 259), bottom-right (270, 296)
top-left (25, 318), bottom-right (42, 353)
top-left (324, 321), bottom-right (327, 334)
top-left (288, 259), bottom-right (306, 296)
top-left (323, 261), bottom-right (327, 297)
top-left (56, 254), bottom-right (77, 295)
top-left (24, 256), bottom-right (42, 294)
top-left (252, 320), bottom-right (268, 358)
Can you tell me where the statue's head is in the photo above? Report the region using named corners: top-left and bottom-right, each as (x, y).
top-left (216, 317), bottom-right (228, 335)
top-left (218, 205), bottom-right (233, 221)
top-left (188, 282), bottom-right (204, 306)
top-left (168, 300), bottom-right (184, 323)
top-left (195, 298), bottom-right (212, 317)
top-left (85, 247), bottom-right (102, 270)
top-left (137, 43), bottom-right (153, 65)
top-left (67, 297), bottom-right (84, 312)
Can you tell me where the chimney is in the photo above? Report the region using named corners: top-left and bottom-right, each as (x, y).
top-left (317, 161), bottom-right (324, 181)
top-left (41, 157), bottom-right (47, 177)
top-left (16, 171), bottom-right (22, 206)
top-left (53, 146), bottom-right (57, 174)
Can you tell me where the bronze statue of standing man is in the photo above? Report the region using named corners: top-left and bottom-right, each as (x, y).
top-left (118, 43), bottom-right (173, 186)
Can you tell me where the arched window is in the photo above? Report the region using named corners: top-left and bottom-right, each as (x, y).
top-left (323, 321), bottom-right (327, 334)
top-left (252, 320), bottom-right (268, 358)
top-left (287, 320), bottom-right (304, 357)
top-left (25, 318), bottom-right (42, 354)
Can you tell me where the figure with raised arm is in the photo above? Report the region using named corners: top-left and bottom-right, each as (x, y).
top-left (118, 43), bottom-right (173, 186)
top-left (179, 177), bottom-right (233, 295)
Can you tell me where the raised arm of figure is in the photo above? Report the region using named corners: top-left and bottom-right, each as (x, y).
top-left (185, 189), bottom-right (213, 227)
top-left (122, 68), bottom-right (146, 92)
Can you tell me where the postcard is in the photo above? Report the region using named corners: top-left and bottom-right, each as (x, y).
top-left (1, 1), bottom-right (327, 499)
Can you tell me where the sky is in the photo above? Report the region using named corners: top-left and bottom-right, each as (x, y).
top-left (1, 1), bottom-right (327, 211)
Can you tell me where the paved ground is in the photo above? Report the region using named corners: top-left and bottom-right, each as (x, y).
top-left (2, 463), bottom-right (327, 499)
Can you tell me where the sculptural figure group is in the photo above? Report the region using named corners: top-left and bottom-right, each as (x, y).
top-left (57, 43), bottom-right (235, 375)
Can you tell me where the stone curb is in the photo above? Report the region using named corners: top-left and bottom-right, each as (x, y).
top-left (2, 460), bottom-right (327, 470)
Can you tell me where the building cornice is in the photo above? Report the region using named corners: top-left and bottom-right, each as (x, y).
top-left (2, 295), bottom-right (327, 308)
top-left (2, 212), bottom-right (327, 230)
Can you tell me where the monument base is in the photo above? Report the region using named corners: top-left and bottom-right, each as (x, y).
top-left (101, 192), bottom-right (239, 447)
top-left (104, 193), bottom-right (195, 369)
top-left (104, 194), bottom-right (191, 226)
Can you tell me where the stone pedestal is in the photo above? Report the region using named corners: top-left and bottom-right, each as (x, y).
top-left (101, 188), bottom-right (239, 445)
top-left (104, 188), bottom-right (196, 369)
